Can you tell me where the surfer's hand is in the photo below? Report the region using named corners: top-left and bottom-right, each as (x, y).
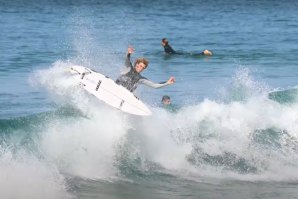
top-left (127, 46), bottom-right (134, 54)
top-left (167, 76), bottom-right (175, 84)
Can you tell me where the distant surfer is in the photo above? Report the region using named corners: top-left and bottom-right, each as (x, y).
top-left (162, 95), bottom-right (171, 105)
top-left (116, 46), bottom-right (175, 92)
top-left (161, 38), bottom-right (213, 56)
top-left (161, 38), bottom-right (176, 54)
top-left (161, 95), bottom-right (179, 112)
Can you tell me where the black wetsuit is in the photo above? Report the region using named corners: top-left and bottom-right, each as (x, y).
top-left (163, 44), bottom-right (176, 54)
top-left (164, 44), bottom-right (209, 56)
top-left (115, 54), bottom-right (170, 92)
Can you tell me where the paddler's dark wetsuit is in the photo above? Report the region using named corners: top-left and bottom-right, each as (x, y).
top-left (163, 43), bottom-right (176, 54)
top-left (115, 53), bottom-right (170, 92)
top-left (163, 43), bottom-right (212, 56)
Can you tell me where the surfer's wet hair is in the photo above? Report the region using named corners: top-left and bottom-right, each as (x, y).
top-left (134, 58), bottom-right (149, 68)
top-left (162, 38), bottom-right (168, 44)
top-left (162, 95), bottom-right (170, 102)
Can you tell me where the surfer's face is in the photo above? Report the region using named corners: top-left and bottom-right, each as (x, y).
top-left (135, 62), bottom-right (147, 73)
top-left (163, 99), bottom-right (171, 105)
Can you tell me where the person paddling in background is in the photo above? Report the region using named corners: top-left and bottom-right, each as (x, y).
top-left (116, 46), bottom-right (175, 92)
top-left (161, 38), bottom-right (213, 56)
top-left (161, 95), bottom-right (179, 112)
top-left (162, 95), bottom-right (171, 105)
top-left (161, 38), bottom-right (176, 54)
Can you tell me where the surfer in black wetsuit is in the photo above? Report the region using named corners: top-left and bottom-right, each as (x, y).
top-left (161, 38), bottom-right (213, 56)
top-left (161, 38), bottom-right (176, 54)
top-left (116, 46), bottom-right (175, 92)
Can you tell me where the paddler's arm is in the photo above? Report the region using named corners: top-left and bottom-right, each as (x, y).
top-left (139, 76), bottom-right (175, 88)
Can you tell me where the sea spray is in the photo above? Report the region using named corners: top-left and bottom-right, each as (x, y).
top-left (0, 147), bottom-right (72, 199)
top-left (28, 62), bottom-right (298, 182)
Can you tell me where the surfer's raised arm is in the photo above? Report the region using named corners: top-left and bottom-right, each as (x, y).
top-left (125, 46), bottom-right (134, 69)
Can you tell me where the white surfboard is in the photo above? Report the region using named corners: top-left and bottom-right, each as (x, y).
top-left (69, 65), bottom-right (152, 116)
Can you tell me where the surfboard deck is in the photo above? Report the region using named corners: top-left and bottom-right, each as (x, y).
top-left (69, 65), bottom-right (152, 116)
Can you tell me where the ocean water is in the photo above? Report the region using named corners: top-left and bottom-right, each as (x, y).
top-left (1, 0), bottom-right (298, 198)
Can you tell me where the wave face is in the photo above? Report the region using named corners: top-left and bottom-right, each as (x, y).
top-left (2, 62), bottom-right (298, 194)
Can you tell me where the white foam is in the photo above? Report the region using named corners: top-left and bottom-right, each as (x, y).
top-left (40, 108), bottom-right (129, 180)
top-left (32, 62), bottom-right (298, 182)
top-left (0, 148), bottom-right (71, 199)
